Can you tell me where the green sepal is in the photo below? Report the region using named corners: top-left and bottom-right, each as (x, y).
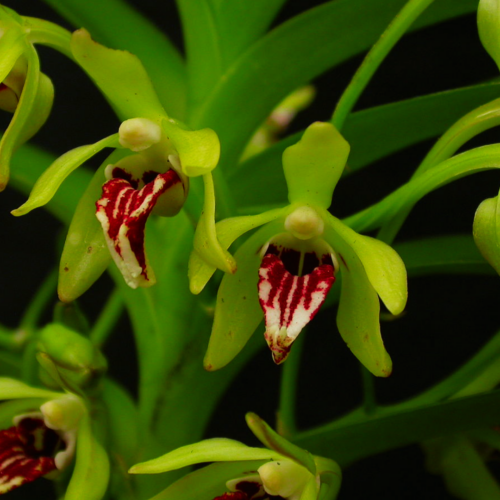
top-left (300, 476), bottom-right (320, 500)
top-left (0, 28), bottom-right (25, 84)
top-left (12, 133), bottom-right (120, 216)
top-left (37, 323), bottom-right (107, 390)
top-left (478, 0), bottom-right (500, 72)
top-left (71, 28), bottom-right (166, 121)
top-left (129, 438), bottom-right (282, 475)
top-left (0, 43), bottom-right (39, 191)
top-left (58, 151), bottom-right (129, 302)
top-left (314, 457), bottom-right (342, 500)
top-left (246, 412), bottom-right (316, 475)
top-left (65, 413), bottom-right (110, 500)
top-left (189, 207), bottom-right (285, 294)
top-left (192, 173), bottom-right (236, 275)
top-left (0, 377), bottom-right (62, 400)
top-left (204, 220), bottom-right (284, 371)
top-left (147, 461), bottom-right (267, 500)
top-left (0, 5), bottom-right (23, 25)
top-left (283, 122), bottom-right (349, 209)
top-left (473, 192), bottom-right (500, 275)
top-left (324, 215), bottom-right (392, 377)
top-left (162, 119), bottom-right (220, 176)
top-left (328, 217), bottom-right (407, 315)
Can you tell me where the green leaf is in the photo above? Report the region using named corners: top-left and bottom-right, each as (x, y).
top-left (189, 207), bottom-right (285, 294)
top-left (324, 215), bottom-right (392, 377)
top-left (473, 192), bottom-right (500, 275)
top-left (147, 460), bottom-right (266, 500)
top-left (0, 377), bottom-right (61, 400)
top-left (12, 134), bottom-right (120, 216)
top-left (129, 438), bottom-right (281, 474)
top-left (42, 0), bottom-right (186, 118)
top-left (65, 413), bottom-right (110, 500)
top-left (71, 28), bottom-right (166, 121)
top-left (230, 82), bottom-right (500, 212)
top-left (283, 122), bottom-right (350, 209)
top-left (478, 0), bottom-right (500, 71)
top-left (246, 413), bottom-right (316, 475)
top-left (204, 220), bottom-right (284, 371)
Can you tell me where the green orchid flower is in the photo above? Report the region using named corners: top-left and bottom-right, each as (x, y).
top-left (190, 122), bottom-right (407, 376)
top-left (0, 6), bottom-right (66, 190)
top-left (129, 412), bottom-right (341, 500)
top-left (11, 28), bottom-right (220, 296)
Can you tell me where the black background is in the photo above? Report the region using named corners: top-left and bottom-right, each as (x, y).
top-left (1, 0), bottom-right (500, 499)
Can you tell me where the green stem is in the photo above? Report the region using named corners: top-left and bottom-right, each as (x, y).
top-left (0, 327), bottom-right (20, 351)
top-left (332, 0), bottom-right (435, 130)
top-left (360, 365), bottom-right (377, 416)
top-left (89, 288), bottom-right (125, 347)
top-left (278, 332), bottom-right (305, 437)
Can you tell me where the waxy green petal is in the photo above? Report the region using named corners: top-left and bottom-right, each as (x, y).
top-left (324, 219), bottom-right (392, 377)
top-left (283, 122), bottom-right (350, 208)
top-left (328, 217), bottom-right (407, 315)
top-left (189, 207), bottom-right (286, 294)
top-left (71, 28), bottom-right (166, 121)
top-left (0, 377), bottom-right (62, 401)
top-left (58, 152), bottom-right (128, 302)
top-left (246, 413), bottom-right (316, 475)
top-left (162, 120), bottom-right (220, 176)
top-left (0, 29), bottom-right (24, 84)
top-left (129, 438), bottom-right (282, 474)
top-left (204, 220), bottom-right (284, 371)
top-left (65, 414), bottom-right (110, 500)
top-left (12, 134), bottom-right (120, 216)
top-left (192, 173), bottom-right (236, 275)
top-left (478, 0), bottom-right (500, 71)
top-left (473, 192), bottom-right (500, 275)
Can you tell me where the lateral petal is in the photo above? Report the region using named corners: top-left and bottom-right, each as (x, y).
top-left (96, 169), bottom-right (181, 288)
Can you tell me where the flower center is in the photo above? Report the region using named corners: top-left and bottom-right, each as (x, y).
top-left (284, 206), bottom-right (324, 240)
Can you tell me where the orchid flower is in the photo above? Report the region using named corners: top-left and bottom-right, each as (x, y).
top-left (129, 412), bottom-right (341, 500)
top-left (190, 122), bottom-right (407, 376)
top-left (11, 29), bottom-right (220, 297)
top-left (0, 6), bottom-right (66, 190)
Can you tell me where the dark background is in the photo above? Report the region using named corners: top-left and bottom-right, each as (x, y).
top-left (1, 0), bottom-right (500, 498)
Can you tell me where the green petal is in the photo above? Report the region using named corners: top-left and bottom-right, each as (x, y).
top-left (246, 413), bottom-right (316, 475)
top-left (192, 173), bottom-right (236, 275)
top-left (478, 0), bottom-right (500, 71)
top-left (283, 122), bottom-right (350, 209)
top-left (324, 215), bottom-right (392, 377)
top-left (65, 413), bottom-right (110, 500)
top-left (0, 43), bottom-right (39, 191)
top-left (58, 150), bottom-right (128, 302)
top-left (328, 218), bottom-right (407, 315)
top-left (71, 28), bottom-right (166, 121)
top-left (0, 377), bottom-right (62, 400)
top-left (12, 133), bottom-right (120, 216)
top-left (473, 193), bottom-right (500, 275)
top-left (0, 29), bottom-right (24, 84)
top-left (299, 475), bottom-right (320, 500)
top-left (129, 438), bottom-right (281, 474)
top-left (315, 457), bottom-right (342, 500)
top-left (204, 220), bottom-right (284, 371)
top-left (147, 461), bottom-right (267, 500)
top-left (162, 119), bottom-right (220, 176)
top-left (189, 207), bottom-right (285, 294)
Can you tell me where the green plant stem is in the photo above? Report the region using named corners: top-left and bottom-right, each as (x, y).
top-left (332, 0), bottom-right (435, 130)
top-left (89, 288), bottom-right (125, 347)
top-left (278, 332), bottom-right (305, 437)
top-left (0, 327), bottom-right (19, 351)
top-left (360, 365), bottom-right (377, 416)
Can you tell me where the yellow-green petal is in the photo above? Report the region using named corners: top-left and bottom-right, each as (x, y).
top-left (204, 220), bottom-right (284, 371)
top-left (0, 377), bottom-right (62, 401)
top-left (473, 193), bottom-right (500, 275)
top-left (283, 122), bottom-right (350, 209)
top-left (189, 207), bottom-right (286, 294)
top-left (478, 0), bottom-right (500, 72)
top-left (12, 133), bottom-right (120, 216)
top-left (71, 28), bottom-right (166, 121)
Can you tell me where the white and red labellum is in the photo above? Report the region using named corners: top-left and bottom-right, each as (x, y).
top-left (258, 236), bottom-right (336, 364)
top-left (0, 416), bottom-right (62, 494)
top-left (96, 164), bottom-right (183, 289)
top-left (214, 476), bottom-right (271, 500)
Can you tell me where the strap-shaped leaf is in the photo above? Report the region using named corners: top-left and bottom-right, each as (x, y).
top-left (12, 134), bottom-right (120, 216)
top-left (65, 413), bottom-right (110, 500)
top-left (204, 220), bottom-right (284, 371)
top-left (71, 28), bottom-right (166, 121)
top-left (189, 207), bottom-right (285, 294)
top-left (129, 438), bottom-right (281, 474)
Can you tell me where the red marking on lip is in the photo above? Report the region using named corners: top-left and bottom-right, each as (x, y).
top-left (0, 417), bottom-right (61, 494)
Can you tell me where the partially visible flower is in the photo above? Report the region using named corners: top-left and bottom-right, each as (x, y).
top-left (190, 122), bottom-right (407, 376)
top-left (129, 413), bottom-right (341, 500)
